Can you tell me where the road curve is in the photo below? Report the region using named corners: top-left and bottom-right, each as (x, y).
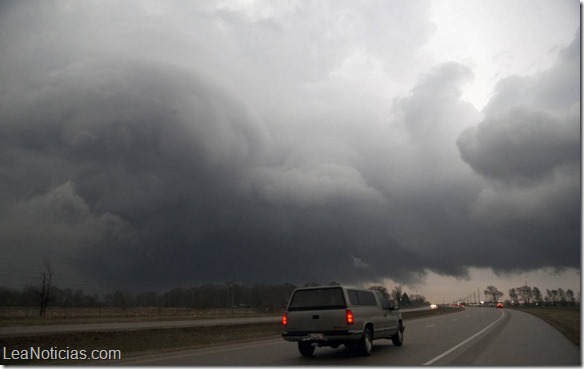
top-left (122, 308), bottom-right (580, 366)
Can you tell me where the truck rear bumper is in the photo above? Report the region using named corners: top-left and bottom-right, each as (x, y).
top-left (282, 330), bottom-right (362, 343)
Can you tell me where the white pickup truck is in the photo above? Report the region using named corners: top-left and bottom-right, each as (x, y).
top-left (281, 285), bottom-right (404, 357)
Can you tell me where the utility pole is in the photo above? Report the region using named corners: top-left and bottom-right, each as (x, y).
top-left (230, 281), bottom-right (235, 314)
top-left (478, 288), bottom-right (480, 304)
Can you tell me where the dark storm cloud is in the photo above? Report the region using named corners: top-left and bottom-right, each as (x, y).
top-left (456, 29), bottom-right (581, 273)
top-left (397, 62), bottom-right (475, 142)
top-left (458, 105), bottom-right (579, 182)
top-left (0, 1), bottom-right (579, 291)
top-left (0, 55), bottom-right (271, 287)
top-left (457, 30), bottom-right (580, 184)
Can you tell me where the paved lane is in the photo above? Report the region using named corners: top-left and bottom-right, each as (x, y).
top-left (122, 308), bottom-right (580, 366)
top-left (436, 308), bottom-right (580, 366)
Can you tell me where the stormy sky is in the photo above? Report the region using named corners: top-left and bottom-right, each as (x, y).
top-left (0, 0), bottom-right (580, 300)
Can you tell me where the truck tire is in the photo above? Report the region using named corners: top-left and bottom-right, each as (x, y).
top-left (391, 322), bottom-right (404, 346)
top-left (298, 342), bottom-right (315, 357)
top-left (359, 328), bottom-right (373, 356)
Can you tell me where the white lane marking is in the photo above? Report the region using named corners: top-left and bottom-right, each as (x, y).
top-left (423, 310), bottom-right (506, 366)
top-left (425, 324), bottom-right (435, 328)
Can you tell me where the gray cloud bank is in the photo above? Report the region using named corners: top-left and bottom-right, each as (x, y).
top-left (0, 1), bottom-right (579, 290)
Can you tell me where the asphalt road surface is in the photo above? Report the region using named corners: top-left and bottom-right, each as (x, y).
top-left (123, 308), bottom-right (580, 366)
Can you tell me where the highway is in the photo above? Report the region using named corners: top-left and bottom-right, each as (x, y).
top-left (123, 308), bottom-right (580, 366)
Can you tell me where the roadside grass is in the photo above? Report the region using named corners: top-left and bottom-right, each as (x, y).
top-left (0, 307), bottom-right (274, 327)
top-left (512, 307), bottom-right (580, 346)
top-left (0, 323), bottom-right (282, 365)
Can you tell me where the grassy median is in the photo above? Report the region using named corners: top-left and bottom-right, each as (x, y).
top-left (0, 322), bottom-right (282, 364)
top-left (0, 307), bottom-right (272, 327)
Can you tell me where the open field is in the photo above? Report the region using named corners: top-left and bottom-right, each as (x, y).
top-left (0, 306), bottom-right (459, 326)
top-left (0, 307), bottom-right (462, 364)
top-left (512, 307), bottom-right (580, 346)
top-left (0, 307), bottom-right (271, 327)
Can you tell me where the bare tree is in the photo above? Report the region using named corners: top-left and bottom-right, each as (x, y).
top-left (532, 287), bottom-right (542, 305)
top-left (37, 258), bottom-right (54, 317)
top-left (392, 286), bottom-right (403, 307)
top-left (508, 288), bottom-right (519, 305)
top-left (558, 288), bottom-right (566, 306)
top-left (484, 286), bottom-right (503, 305)
top-left (545, 289), bottom-right (552, 306)
top-left (401, 292), bottom-right (411, 307)
top-left (369, 285), bottom-right (390, 299)
top-left (517, 285), bottom-right (533, 306)
top-left (565, 289), bottom-right (575, 306)
top-left (550, 289), bottom-right (559, 305)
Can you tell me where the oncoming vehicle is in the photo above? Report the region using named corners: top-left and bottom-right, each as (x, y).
top-left (281, 285), bottom-right (404, 357)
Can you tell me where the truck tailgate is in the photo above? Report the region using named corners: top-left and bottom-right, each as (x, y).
top-left (286, 309), bottom-right (348, 333)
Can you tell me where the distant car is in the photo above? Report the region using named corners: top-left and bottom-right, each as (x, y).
top-left (496, 302), bottom-right (504, 308)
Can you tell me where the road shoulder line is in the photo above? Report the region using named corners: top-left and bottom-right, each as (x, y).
top-left (423, 310), bottom-right (506, 365)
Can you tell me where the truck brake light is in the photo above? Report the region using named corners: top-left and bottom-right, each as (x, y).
top-left (346, 309), bottom-right (354, 325)
top-left (282, 312), bottom-right (288, 327)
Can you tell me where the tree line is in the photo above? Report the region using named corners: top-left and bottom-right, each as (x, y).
top-left (0, 282), bottom-right (428, 315)
top-left (369, 285), bottom-right (428, 308)
top-left (0, 283), bottom-right (297, 313)
top-left (484, 285), bottom-right (579, 307)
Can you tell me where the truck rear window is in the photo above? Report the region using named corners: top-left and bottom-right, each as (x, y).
top-left (348, 290), bottom-right (378, 306)
top-left (288, 288), bottom-right (346, 311)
